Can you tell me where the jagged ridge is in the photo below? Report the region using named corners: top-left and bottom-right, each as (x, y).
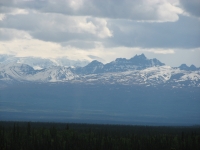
top-left (74, 54), bottom-right (165, 74)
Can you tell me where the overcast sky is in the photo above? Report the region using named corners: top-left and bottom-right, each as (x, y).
top-left (0, 0), bottom-right (200, 67)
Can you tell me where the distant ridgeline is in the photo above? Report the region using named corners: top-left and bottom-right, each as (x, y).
top-left (0, 54), bottom-right (199, 87)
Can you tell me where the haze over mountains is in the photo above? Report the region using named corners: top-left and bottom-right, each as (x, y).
top-left (0, 54), bottom-right (89, 69)
top-left (0, 54), bottom-right (199, 87)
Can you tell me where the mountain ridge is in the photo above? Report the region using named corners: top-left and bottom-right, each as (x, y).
top-left (74, 54), bottom-right (166, 75)
top-left (0, 54), bottom-right (200, 87)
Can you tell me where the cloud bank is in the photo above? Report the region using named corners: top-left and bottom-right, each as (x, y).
top-left (0, 0), bottom-right (199, 66)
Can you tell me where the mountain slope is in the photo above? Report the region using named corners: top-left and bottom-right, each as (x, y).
top-left (0, 63), bottom-right (37, 81)
top-left (0, 63), bottom-right (77, 82)
top-left (74, 60), bottom-right (104, 74)
top-left (78, 66), bottom-right (200, 87)
top-left (103, 54), bottom-right (165, 73)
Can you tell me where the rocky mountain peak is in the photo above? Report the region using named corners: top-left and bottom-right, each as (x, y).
top-left (115, 58), bottom-right (127, 62)
top-left (179, 64), bottom-right (198, 71)
top-left (131, 53), bottom-right (146, 60)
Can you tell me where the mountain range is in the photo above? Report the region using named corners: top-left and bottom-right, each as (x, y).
top-left (1, 54), bottom-right (200, 125)
top-left (0, 54), bottom-right (199, 87)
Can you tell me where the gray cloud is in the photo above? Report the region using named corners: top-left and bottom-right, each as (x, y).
top-left (105, 15), bottom-right (200, 49)
top-left (0, 9), bottom-right (199, 49)
top-left (0, 12), bottom-right (39, 31)
top-left (0, 0), bottom-right (199, 52)
top-left (180, 0), bottom-right (200, 17)
top-left (0, 0), bottom-right (182, 22)
top-left (0, 12), bottom-right (111, 44)
top-left (0, 6), bottom-right (14, 14)
top-left (88, 55), bottom-right (104, 62)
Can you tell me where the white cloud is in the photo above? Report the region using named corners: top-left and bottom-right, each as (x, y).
top-left (0, 30), bottom-right (106, 60)
top-left (72, 17), bottom-right (112, 38)
top-left (9, 8), bottom-right (29, 15)
top-left (0, 37), bottom-right (69, 58)
top-left (69, 0), bottom-right (83, 10)
top-left (148, 49), bottom-right (175, 54)
top-left (0, 14), bottom-right (5, 21)
top-left (82, 18), bottom-right (112, 38)
top-left (155, 2), bottom-right (183, 22)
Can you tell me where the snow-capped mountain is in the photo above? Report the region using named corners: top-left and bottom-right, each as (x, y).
top-left (77, 66), bottom-right (200, 87)
top-left (0, 63), bottom-right (37, 81)
top-left (0, 54), bottom-right (199, 87)
top-left (0, 63), bottom-right (78, 82)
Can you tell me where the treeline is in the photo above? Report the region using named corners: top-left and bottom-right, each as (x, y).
top-left (0, 121), bottom-right (200, 150)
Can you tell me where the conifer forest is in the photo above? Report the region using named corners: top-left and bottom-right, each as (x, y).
top-left (0, 121), bottom-right (200, 150)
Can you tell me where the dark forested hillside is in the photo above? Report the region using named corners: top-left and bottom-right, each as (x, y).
top-left (0, 121), bottom-right (200, 150)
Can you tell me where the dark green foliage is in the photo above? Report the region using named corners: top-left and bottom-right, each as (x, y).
top-left (0, 121), bottom-right (200, 150)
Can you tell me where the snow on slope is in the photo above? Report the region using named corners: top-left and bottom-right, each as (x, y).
top-left (79, 66), bottom-right (200, 86)
top-left (179, 71), bottom-right (200, 81)
top-left (0, 63), bottom-right (36, 81)
top-left (27, 66), bottom-right (79, 82)
top-left (0, 63), bottom-right (78, 82)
